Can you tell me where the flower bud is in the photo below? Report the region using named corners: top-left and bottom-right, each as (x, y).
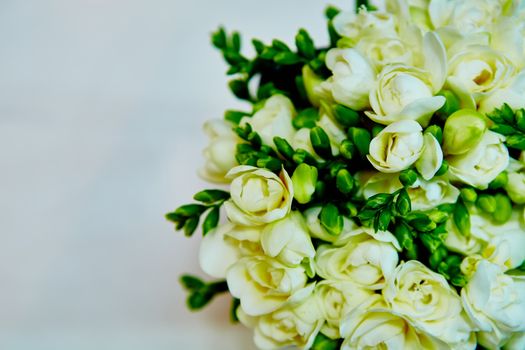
top-left (492, 194), bottom-right (512, 224)
top-left (505, 172), bottom-right (525, 204)
top-left (488, 171), bottom-right (508, 190)
top-left (443, 109), bottom-right (487, 155)
top-left (292, 163), bottom-right (319, 204)
top-left (333, 104), bottom-right (360, 127)
top-left (399, 169), bottom-right (418, 187)
top-left (437, 90), bottom-right (460, 117)
top-left (302, 65), bottom-right (324, 107)
top-left (477, 194), bottom-right (496, 214)
top-left (460, 188), bottom-right (478, 203)
top-left (336, 169), bottom-right (354, 195)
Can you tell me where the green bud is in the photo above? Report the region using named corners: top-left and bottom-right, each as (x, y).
top-left (366, 193), bottom-right (391, 209)
top-left (399, 169), bottom-right (418, 187)
top-left (425, 125), bottom-right (443, 144)
top-left (340, 139), bottom-right (357, 160)
top-left (443, 109), bottom-right (487, 155)
top-left (437, 90), bottom-right (460, 117)
top-left (314, 180), bottom-right (326, 198)
top-left (293, 148), bottom-right (317, 165)
top-left (500, 103), bottom-right (515, 123)
top-left (293, 108), bottom-right (319, 129)
top-left (410, 215), bottom-right (436, 232)
top-left (310, 126), bottom-right (333, 158)
top-left (477, 194), bottom-right (497, 214)
top-left (348, 127), bottom-right (371, 157)
top-left (372, 125), bottom-right (384, 138)
top-left (295, 29), bottom-right (315, 59)
top-left (256, 156), bottom-right (282, 172)
top-left (396, 189), bottom-right (411, 215)
top-left (427, 210), bottom-right (449, 224)
top-left (311, 333), bottom-right (340, 350)
top-left (506, 135), bottom-right (525, 151)
top-left (453, 199), bottom-right (471, 236)
top-left (493, 193), bottom-right (512, 223)
top-left (333, 104), bottom-right (360, 127)
top-left (184, 217), bottom-right (200, 237)
top-left (435, 160), bottom-right (449, 176)
top-left (274, 137), bottom-right (295, 160)
top-left (421, 234), bottom-right (442, 252)
top-left (342, 202), bottom-right (358, 217)
top-left (336, 169), bottom-right (355, 195)
top-left (489, 171), bottom-right (508, 190)
top-left (429, 246), bottom-right (448, 269)
top-left (302, 65), bottom-right (324, 107)
top-left (377, 210), bottom-right (392, 231)
top-left (319, 204), bottom-right (344, 236)
top-left (516, 109), bottom-right (525, 133)
top-left (460, 188), bottom-right (478, 203)
top-left (180, 274), bottom-right (206, 291)
top-left (292, 163), bottom-right (319, 204)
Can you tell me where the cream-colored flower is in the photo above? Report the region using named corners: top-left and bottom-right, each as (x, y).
top-left (366, 32), bottom-right (447, 126)
top-left (384, 261), bottom-right (475, 348)
top-left (462, 260), bottom-right (525, 349)
top-left (367, 120), bottom-right (425, 173)
top-left (315, 227), bottom-right (400, 289)
top-left (199, 119), bottom-right (239, 183)
top-left (340, 294), bottom-right (449, 350)
top-left (314, 281), bottom-right (374, 339)
top-left (506, 156), bottom-right (525, 204)
top-left (447, 46), bottom-right (515, 104)
top-left (504, 332), bottom-right (525, 350)
top-left (415, 132), bottom-right (443, 180)
top-left (199, 223), bottom-right (261, 278)
top-left (261, 211), bottom-right (315, 267)
top-left (386, 0), bottom-right (433, 32)
top-left (227, 255), bottom-right (308, 316)
top-left (355, 35), bottom-right (415, 69)
top-left (323, 48), bottom-right (376, 111)
top-left (240, 94), bottom-right (296, 147)
top-left (224, 166), bottom-right (293, 226)
top-left (448, 131), bottom-right (509, 189)
top-left (302, 206), bottom-right (358, 244)
top-left (333, 9), bottom-right (398, 43)
top-left (237, 291), bottom-right (323, 350)
top-left (479, 72), bottom-right (525, 114)
top-left (291, 115), bottom-right (346, 159)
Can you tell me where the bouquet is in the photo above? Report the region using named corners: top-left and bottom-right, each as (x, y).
top-left (167, 0), bottom-right (525, 349)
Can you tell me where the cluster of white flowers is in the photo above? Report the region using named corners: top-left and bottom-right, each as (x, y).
top-left (184, 0), bottom-right (525, 349)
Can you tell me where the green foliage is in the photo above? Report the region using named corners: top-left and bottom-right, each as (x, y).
top-left (180, 275), bottom-right (229, 310)
top-left (487, 104), bottom-right (525, 150)
top-left (311, 333), bottom-right (342, 350)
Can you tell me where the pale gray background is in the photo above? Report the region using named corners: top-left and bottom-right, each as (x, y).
top-left (0, 0), bottom-right (353, 349)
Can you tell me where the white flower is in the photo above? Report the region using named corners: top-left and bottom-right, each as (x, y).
top-left (199, 119), bottom-right (239, 183)
top-left (340, 294), bottom-right (449, 350)
top-left (415, 132), bottom-right (444, 180)
top-left (358, 171), bottom-right (460, 211)
top-left (261, 211), bottom-right (316, 266)
top-left (227, 255), bottom-right (308, 316)
top-left (479, 72), bottom-right (525, 114)
top-left (356, 35), bottom-right (415, 69)
top-left (323, 48), bottom-right (376, 111)
top-left (448, 130), bottom-right (509, 189)
top-left (461, 260), bottom-right (525, 349)
top-left (447, 46), bottom-right (515, 103)
top-left (314, 281), bottom-right (374, 339)
top-left (240, 94), bottom-right (296, 147)
top-left (367, 120), bottom-right (425, 173)
top-left (237, 291), bottom-right (323, 350)
top-left (333, 9), bottom-right (398, 43)
top-left (366, 32), bottom-right (447, 126)
top-left (199, 223), bottom-right (262, 278)
top-left (506, 157), bottom-right (525, 204)
top-left (315, 227), bottom-right (400, 289)
top-left (224, 166), bottom-right (293, 226)
top-left (384, 261), bottom-right (475, 348)
top-left (386, 0), bottom-right (433, 32)
top-left (291, 115), bottom-right (346, 159)
top-left (302, 206), bottom-right (358, 244)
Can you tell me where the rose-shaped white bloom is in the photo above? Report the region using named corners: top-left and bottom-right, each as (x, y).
top-left (340, 294), bottom-right (449, 350)
top-left (314, 281), bottom-right (374, 339)
top-left (386, 0), bottom-right (433, 32)
top-left (303, 206), bottom-right (358, 244)
top-left (367, 120), bottom-right (425, 173)
top-left (366, 32), bottom-right (447, 126)
top-left (315, 227), bottom-right (400, 289)
top-left (199, 119), bottom-right (239, 183)
top-left (224, 166), bottom-right (293, 226)
top-left (237, 291), bottom-right (323, 350)
top-left (384, 261), bottom-right (476, 347)
top-left (199, 223), bottom-right (262, 278)
top-left (429, 0), bottom-right (507, 34)
top-left (448, 131), bottom-right (509, 189)
top-left (448, 46), bottom-right (515, 103)
top-left (323, 48), bottom-right (376, 111)
top-left (479, 72), bottom-right (525, 114)
top-left (333, 9), bottom-right (397, 43)
top-left (356, 35), bottom-right (415, 69)
top-left (240, 94), bottom-right (296, 147)
top-left (462, 260), bottom-right (525, 349)
top-left (261, 211), bottom-right (315, 267)
top-left (227, 255), bottom-right (308, 316)
top-left (415, 132), bottom-right (443, 180)
top-left (491, 17), bottom-right (525, 70)
top-left (358, 171), bottom-right (459, 211)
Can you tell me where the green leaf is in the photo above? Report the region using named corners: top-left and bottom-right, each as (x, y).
top-left (274, 51), bottom-right (302, 65)
top-left (180, 275), bottom-right (205, 291)
top-left (453, 199), bottom-right (471, 236)
top-left (310, 126), bottom-right (333, 158)
top-left (228, 79), bottom-right (250, 100)
top-left (211, 27), bottom-right (227, 49)
top-left (377, 210), bottom-right (392, 231)
top-left (193, 190), bottom-right (230, 204)
top-left (516, 109), bottom-right (525, 132)
top-left (231, 31), bottom-right (241, 52)
top-left (184, 217), bottom-right (200, 237)
top-left (174, 204), bottom-right (207, 217)
top-left (187, 290), bottom-right (213, 310)
top-left (252, 39), bottom-right (265, 54)
top-left (293, 108), bottom-right (320, 129)
top-left (311, 333), bottom-right (341, 350)
top-left (224, 110), bottom-right (248, 124)
top-left (491, 124), bottom-right (517, 136)
top-left (202, 206), bottom-right (220, 236)
top-left (365, 193), bottom-right (391, 209)
top-left (272, 39), bottom-right (291, 52)
top-left (319, 204), bottom-right (344, 236)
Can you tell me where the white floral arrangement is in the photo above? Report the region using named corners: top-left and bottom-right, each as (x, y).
top-left (167, 1), bottom-right (525, 349)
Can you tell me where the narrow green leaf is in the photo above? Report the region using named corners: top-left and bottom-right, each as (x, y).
top-left (193, 189), bottom-right (230, 204)
top-left (184, 217), bottom-right (200, 237)
top-left (202, 206), bottom-right (220, 236)
top-left (174, 204), bottom-right (207, 217)
top-left (274, 52), bottom-right (302, 65)
top-left (396, 189), bottom-right (411, 215)
top-left (180, 275), bottom-right (205, 291)
top-left (506, 134), bottom-right (525, 150)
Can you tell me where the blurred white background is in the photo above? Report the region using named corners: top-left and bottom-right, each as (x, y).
top-left (0, 0), bottom-right (352, 349)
